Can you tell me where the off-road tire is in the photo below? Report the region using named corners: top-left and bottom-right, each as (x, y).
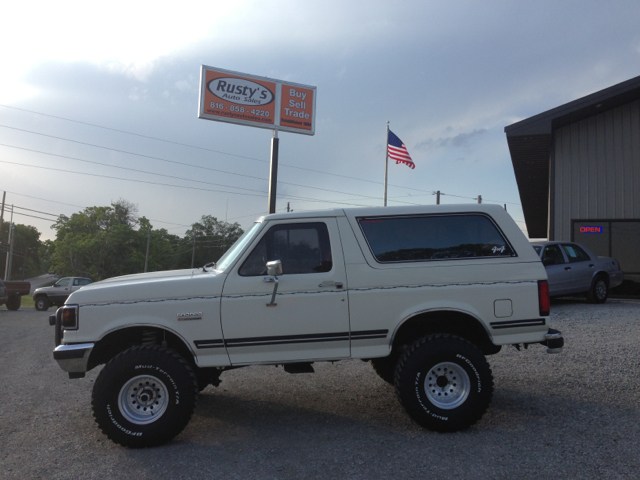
top-left (92, 345), bottom-right (198, 448)
top-left (35, 296), bottom-right (49, 311)
top-left (6, 295), bottom-right (21, 311)
top-left (370, 355), bottom-right (399, 385)
top-left (394, 334), bottom-right (493, 432)
top-left (587, 275), bottom-right (608, 304)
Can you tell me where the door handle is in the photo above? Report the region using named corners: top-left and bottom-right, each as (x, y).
top-left (564, 267), bottom-right (571, 271)
top-left (318, 281), bottom-right (343, 289)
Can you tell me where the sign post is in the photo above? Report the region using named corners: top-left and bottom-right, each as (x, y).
top-left (198, 66), bottom-right (316, 214)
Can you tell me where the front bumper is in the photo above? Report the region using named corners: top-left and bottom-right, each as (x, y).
top-left (53, 343), bottom-right (94, 378)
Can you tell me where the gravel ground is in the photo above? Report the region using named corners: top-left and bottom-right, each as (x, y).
top-left (1, 300), bottom-right (639, 479)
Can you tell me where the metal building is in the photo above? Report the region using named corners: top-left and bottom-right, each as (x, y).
top-left (505, 75), bottom-right (640, 284)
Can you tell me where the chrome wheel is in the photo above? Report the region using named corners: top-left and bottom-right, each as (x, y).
top-left (424, 362), bottom-right (471, 410)
top-left (118, 375), bottom-right (169, 425)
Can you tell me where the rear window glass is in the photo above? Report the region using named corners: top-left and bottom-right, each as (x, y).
top-left (357, 214), bottom-right (514, 263)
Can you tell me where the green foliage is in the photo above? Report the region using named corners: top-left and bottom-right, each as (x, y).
top-left (0, 221), bottom-right (42, 280)
top-left (3, 199), bottom-right (245, 281)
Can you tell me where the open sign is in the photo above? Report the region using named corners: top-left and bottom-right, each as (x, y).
top-left (580, 226), bottom-right (603, 233)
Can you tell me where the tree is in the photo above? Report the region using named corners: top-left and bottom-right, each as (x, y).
top-left (0, 221), bottom-right (43, 280)
top-left (181, 216), bottom-right (244, 269)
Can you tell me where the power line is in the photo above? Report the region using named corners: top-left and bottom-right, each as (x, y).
top-left (0, 128), bottom-right (422, 205)
top-left (0, 104), bottom-right (440, 196)
top-left (14, 205), bottom-right (59, 217)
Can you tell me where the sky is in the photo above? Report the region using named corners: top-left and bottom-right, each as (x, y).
top-left (1, 0), bottom-right (639, 242)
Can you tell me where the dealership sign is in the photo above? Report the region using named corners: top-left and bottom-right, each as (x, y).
top-left (198, 65), bottom-right (316, 135)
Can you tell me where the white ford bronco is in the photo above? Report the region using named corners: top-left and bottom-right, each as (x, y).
top-left (51, 204), bottom-right (563, 448)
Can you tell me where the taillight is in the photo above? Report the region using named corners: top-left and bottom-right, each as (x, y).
top-left (60, 305), bottom-right (79, 330)
top-left (538, 280), bottom-right (550, 316)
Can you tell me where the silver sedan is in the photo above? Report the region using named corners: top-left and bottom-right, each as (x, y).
top-left (532, 241), bottom-right (623, 303)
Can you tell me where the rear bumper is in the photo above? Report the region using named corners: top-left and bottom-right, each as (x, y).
top-left (53, 343), bottom-right (94, 378)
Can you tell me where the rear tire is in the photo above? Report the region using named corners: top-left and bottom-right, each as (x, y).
top-left (92, 345), bottom-right (198, 448)
top-left (587, 275), bottom-right (608, 304)
top-left (395, 334), bottom-right (493, 432)
top-left (6, 295), bottom-right (21, 311)
top-left (35, 296), bottom-right (49, 311)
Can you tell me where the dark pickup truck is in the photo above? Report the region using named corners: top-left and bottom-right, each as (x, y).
top-left (0, 279), bottom-right (31, 311)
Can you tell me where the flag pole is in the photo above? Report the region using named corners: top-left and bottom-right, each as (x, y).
top-left (383, 121), bottom-right (389, 206)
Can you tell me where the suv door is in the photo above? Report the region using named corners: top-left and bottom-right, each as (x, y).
top-left (220, 218), bottom-right (349, 364)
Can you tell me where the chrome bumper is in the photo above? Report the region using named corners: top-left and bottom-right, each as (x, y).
top-left (53, 343), bottom-right (94, 379)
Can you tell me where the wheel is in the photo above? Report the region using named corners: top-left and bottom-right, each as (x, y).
top-left (6, 295), bottom-right (21, 311)
top-left (92, 345), bottom-right (198, 448)
top-left (370, 355), bottom-right (398, 385)
top-left (394, 334), bottom-right (493, 432)
top-left (587, 275), bottom-right (608, 304)
top-left (35, 296), bottom-right (49, 311)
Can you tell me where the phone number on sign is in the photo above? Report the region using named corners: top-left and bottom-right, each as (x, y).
top-left (209, 102), bottom-right (270, 117)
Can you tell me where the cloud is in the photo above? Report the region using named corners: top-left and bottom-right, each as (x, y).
top-left (415, 129), bottom-right (487, 151)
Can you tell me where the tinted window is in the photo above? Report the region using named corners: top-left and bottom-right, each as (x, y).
top-left (533, 246), bottom-right (542, 255)
top-left (239, 222), bottom-right (332, 276)
top-left (562, 244), bottom-right (591, 263)
top-left (542, 245), bottom-right (565, 265)
top-left (357, 214), bottom-right (514, 263)
top-left (78, 279), bottom-right (92, 285)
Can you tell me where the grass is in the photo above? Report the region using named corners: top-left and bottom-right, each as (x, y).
top-left (19, 295), bottom-right (35, 308)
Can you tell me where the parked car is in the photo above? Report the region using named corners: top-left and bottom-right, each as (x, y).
top-left (33, 277), bottom-right (92, 311)
top-left (531, 241), bottom-right (623, 303)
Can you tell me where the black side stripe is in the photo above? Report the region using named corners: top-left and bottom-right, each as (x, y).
top-left (194, 329), bottom-right (390, 350)
top-left (194, 339), bottom-right (225, 349)
top-left (490, 318), bottom-right (545, 329)
top-left (351, 329), bottom-right (389, 340)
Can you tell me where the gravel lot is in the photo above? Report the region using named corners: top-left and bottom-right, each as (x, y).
top-left (1, 300), bottom-right (639, 479)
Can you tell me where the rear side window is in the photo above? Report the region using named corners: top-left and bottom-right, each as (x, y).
top-left (239, 222), bottom-right (332, 276)
top-left (561, 244), bottom-right (591, 263)
top-left (357, 214), bottom-right (514, 263)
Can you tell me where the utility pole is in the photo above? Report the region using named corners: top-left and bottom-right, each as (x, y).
top-left (0, 191), bottom-right (5, 243)
top-left (4, 205), bottom-right (14, 281)
top-left (436, 191), bottom-right (440, 205)
top-left (268, 130), bottom-right (279, 214)
top-left (287, 202), bottom-right (290, 212)
top-left (144, 229), bottom-right (151, 273)
top-left (504, 204), bottom-right (507, 211)
top-left (477, 195), bottom-right (482, 204)
top-left (190, 235), bottom-right (197, 269)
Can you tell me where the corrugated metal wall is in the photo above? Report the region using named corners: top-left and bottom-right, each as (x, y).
top-left (553, 99), bottom-right (640, 240)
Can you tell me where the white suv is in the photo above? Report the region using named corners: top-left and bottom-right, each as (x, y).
top-left (51, 204), bottom-right (563, 447)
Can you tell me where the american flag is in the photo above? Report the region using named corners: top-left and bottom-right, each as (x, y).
top-left (387, 130), bottom-right (415, 169)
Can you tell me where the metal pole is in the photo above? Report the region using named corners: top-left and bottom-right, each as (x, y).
top-left (144, 229), bottom-right (151, 273)
top-left (191, 234), bottom-right (197, 269)
top-left (268, 130), bottom-right (279, 214)
top-left (0, 191), bottom-right (5, 243)
top-left (477, 195), bottom-right (482, 204)
top-left (383, 121), bottom-right (389, 206)
top-left (504, 204), bottom-right (507, 210)
top-left (436, 191), bottom-right (440, 205)
top-left (4, 206), bottom-right (14, 281)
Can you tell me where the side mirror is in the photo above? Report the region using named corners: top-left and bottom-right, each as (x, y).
top-left (266, 260), bottom-right (283, 277)
top-left (542, 257), bottom-right (555, 266)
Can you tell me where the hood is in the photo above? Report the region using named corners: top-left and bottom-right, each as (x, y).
top-left (67, 268), bottom-right (226, 305)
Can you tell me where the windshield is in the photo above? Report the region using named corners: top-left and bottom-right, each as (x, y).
top-left (215, 222), bottom-right (263, 272)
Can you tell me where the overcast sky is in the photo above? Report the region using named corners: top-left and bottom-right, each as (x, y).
top-left (1, 0), bottom-right (639, 242)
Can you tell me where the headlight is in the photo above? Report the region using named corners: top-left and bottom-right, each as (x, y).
top-left (60, 305), bottom-right (79, 330)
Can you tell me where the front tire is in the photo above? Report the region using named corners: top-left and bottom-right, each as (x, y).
top-left (92, 345), bottom-right (198, 448)
top-left (587, 275), bottom-right (608, 304)
top-left (395, 334), bottom-right (493, 432)
top-left (35, 296), bottom-right (49, 311)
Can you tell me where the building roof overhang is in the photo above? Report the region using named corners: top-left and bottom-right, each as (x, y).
top-left (505, 75), bottom-right (640, 238)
